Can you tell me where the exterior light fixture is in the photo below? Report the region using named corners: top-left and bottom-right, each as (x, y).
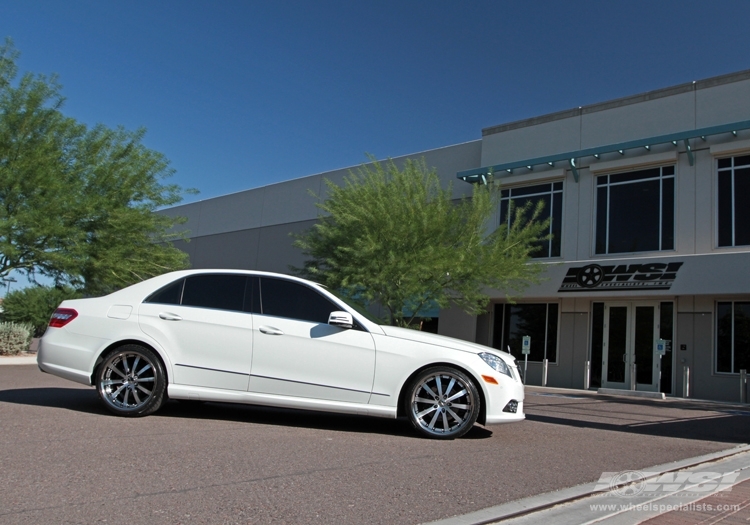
top-left (569, 158), bottom-right (580, 183)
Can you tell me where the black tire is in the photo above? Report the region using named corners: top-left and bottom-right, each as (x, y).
top-left (406, 366), bottom-right (480, 439)
top-left (96, 345), bottom-right (166, 417)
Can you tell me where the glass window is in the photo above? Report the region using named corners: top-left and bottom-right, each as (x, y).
top-left (259, 277), bottom-right (339, 324)
top-left (595, 166), bottom-right (675, 254)
top-left (500, 182), bottom-right (563, 258)
top-left (144, 278), bottom-right (184, 305)
top-left (181, 274), bottom-right (248, 312)
top-left (717, 155), bottom-right (750, 247)
top-left (492, 303), bottom-right (559, 362)
top-left (590, 302), bottom-right (604, 388)
top-left (716, 301), bottom-right (750, 374)
top-left (659, 302), bottom-right (674, 394)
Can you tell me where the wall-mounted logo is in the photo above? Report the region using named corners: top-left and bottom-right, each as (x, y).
top-left (559, 262), bottom-right (683, 292)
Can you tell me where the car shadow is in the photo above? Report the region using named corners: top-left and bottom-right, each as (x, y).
top-left (525, 411), bottom-right (750, 444)
top-left (0, 387), bottom-right (494, 440)
top-left (157, 399), bottom-right (493, 439)
top-left (0, 387), bottom-right (106, 415)
top-left (524, 395), bottom-right (750, 444)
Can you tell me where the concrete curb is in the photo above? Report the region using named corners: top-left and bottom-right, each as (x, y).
top-left (597, 387), bottom-right (666, 400)
top-left (422, 444), bottom-right (750, 525)
top-left (0, 355), bottom-right (37, 366)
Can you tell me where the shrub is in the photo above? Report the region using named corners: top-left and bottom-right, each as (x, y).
top-left (0, 322), bottom-right (33, 355)
top-left (2, 286), bottom-right (81, 336)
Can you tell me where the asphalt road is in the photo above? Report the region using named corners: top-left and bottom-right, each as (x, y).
top-left (1, 364), bottom-right (748, 525)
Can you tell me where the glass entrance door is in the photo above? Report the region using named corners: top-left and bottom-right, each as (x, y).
top-left (601, 302), bottom-right (660, 391)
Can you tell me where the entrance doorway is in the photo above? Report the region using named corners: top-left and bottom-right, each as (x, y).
top-left (590, 301), bottom-right (674, 393)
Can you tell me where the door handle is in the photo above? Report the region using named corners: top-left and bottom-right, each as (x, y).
top-left (159, 312), bottom-right (183, 321)
top-left (259, 325), bottom-right (284, 336)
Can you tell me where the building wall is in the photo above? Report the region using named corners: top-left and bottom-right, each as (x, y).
top-left (161, 140), bottom-right (482, 275)
top-left (478, 71), bottom-right (750, 402)
top-left (162, 70), bottom-right (750, 402)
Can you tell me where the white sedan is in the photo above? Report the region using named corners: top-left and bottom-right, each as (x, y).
top-left (37, 270), bottom-right (524, 439)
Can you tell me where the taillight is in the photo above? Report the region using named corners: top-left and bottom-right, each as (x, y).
top-left (49, 308), bottom-right (78, 328)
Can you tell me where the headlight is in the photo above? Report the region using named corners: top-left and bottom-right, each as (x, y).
top-left (479, 352), bottom-right (513, 379)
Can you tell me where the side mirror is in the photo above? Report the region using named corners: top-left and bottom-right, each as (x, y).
top-left (328, 311), bottom-right (353, 329)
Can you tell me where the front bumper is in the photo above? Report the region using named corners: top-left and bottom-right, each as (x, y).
top-left (482, 372), bottom-right (525, 425)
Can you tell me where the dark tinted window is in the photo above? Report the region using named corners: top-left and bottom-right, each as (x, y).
top-left (595, 166), bottom-right (674, 254)
top-left (717, 158), bottom-right (750, 247)
top-left (493, 302), bottom-right (559, 363)
top-left (144, 279), bottom-right (184, 305)
top-left (259, 277), bottom-right (338, 324)
top-left (499, 182), bottom-right (563, 258)
top-left (245, 276), bottom-right (261, 314)
top-left (717, 301), bottom-right (750, 373)
top-left (181, 274), bottom-right (248, 312)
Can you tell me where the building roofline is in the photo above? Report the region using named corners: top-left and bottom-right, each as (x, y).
top-left (482, 69), bottom-right (750, 137)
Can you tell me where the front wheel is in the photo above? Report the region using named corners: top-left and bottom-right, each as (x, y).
top-left (96, 345), bottom-right (166, 417)
top-left (406, 366), bottom-right (480, 439)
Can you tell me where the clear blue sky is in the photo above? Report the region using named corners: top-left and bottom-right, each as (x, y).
top-left (4, 0), bottom-right (750, 207)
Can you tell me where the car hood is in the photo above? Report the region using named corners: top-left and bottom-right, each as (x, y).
top-left (378, 325), bottom-right (513, 361)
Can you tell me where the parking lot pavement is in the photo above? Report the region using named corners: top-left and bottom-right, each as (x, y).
top-left (1, 367), bottom-right (749, 525)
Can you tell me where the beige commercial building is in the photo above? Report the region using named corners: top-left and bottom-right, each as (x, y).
top-left (162, 69), bottom-right (750, 402)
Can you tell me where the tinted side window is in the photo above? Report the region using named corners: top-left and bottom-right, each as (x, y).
top-left (144, 278), bottom-right (185, 305)
top-left (259, 277), bottom-right (338, 323)
top-left (182, 274), bottom-right (248, 312)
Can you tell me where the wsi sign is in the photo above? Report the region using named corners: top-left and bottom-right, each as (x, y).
top-left (559, 262), bottom-right (683, 293)
top-left (595, 469), bottom-right (740, 497)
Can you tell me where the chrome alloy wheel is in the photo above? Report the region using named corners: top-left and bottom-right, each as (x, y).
top-left (408, 368), bottom-right (479, 439)
top-left (97, 346), bottom-right (164, 415)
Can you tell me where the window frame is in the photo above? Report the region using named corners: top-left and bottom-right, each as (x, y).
top-left (716, 155), bottom-right (750, 248)
top-left (715, 300), bottom-right (750, 375)
top-left (499, 180), bottom-right (564, 259)
top-left (492, 302), bottom-right (560, 363)
top-left (257, 276), bottom-right (342, 325)
top-left (594, 165), bottom-right (675, 256)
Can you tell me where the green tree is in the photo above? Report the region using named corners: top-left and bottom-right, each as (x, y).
top-left (2, 285), bottom-right (80, 336)
top-left (295, 157), bottom-right (548, 327)
top-left (0, 39), bottom-right (192, 294)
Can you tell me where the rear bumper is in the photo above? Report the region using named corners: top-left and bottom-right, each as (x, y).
top-left (36, 330), bottom-right (107, 386)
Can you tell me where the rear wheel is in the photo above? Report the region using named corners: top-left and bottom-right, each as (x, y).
top-left (96, 345), bottom-right (166, 417)
top-left (406, 366), bottom-right (480, 439)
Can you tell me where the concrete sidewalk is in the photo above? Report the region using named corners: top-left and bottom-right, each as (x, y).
top-left (0, 354), bottom-right (37, 365)
top-left (425, 446), bottom-right (750, 524)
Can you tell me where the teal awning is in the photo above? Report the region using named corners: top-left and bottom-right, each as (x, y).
top-left (458, 119), bottom-right (750, 184)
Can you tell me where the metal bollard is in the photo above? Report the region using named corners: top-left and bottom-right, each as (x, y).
top-left (741, 370), bottom-right (747, 404)
top-left (584, 360), bottom-right (590, 390)
top-left (683, 366), bottom-right (690, 398)
top-left (542, 359), bottom-right (548, 387)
